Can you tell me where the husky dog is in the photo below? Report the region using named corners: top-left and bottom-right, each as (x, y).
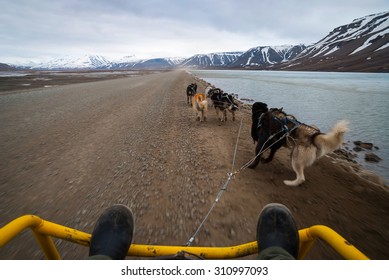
top-left (192, 93), bottom-right (208, 122)
top-left (249, 106), bottom-right (349, 186)
top-left (250, 102), bottom-right (268, 143)
top-left (186, 83), bottom-right (197, 105)
top-left (208, 88), bottom-right (239, 122)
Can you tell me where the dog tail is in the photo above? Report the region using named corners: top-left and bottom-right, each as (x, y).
top-left (314, 119), bottom-right (349, 158)
top-left (197, 94), bottom-right (207, 109)
top-left (194, 96), bottom-right (207, 111)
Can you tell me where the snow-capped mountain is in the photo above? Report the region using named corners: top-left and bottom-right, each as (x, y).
top-left (180, 52), bottom-right (243, 67)
top-left (19, 55), bottom-right (185, 70)
top-left (30, 54), bottom-right (112, 70)
top-left (278, 11), bottom-right (389, 71)
top-left (113, 57), bottom-right (186, 69)
top-left (129, 58), bottom-right (182, 69)
top-left (231, 45), bottom-right (306, 67)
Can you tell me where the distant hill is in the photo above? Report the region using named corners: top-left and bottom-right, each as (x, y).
top-left (0, 63), bottom-right (15, 71)
top-left (113, 57), bottom-right (186, 69)
top-left (29, 54), bottom-right (111, 70)
top-left (8, 55), bottom-right (186, 70)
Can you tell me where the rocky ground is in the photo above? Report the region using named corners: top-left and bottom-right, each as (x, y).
top-left (0, 70), bottom-right (388, 260)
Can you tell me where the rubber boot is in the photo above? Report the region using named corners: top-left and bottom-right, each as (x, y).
top-left (256, 203), bottom-right (299, 259)
top-left (89, 205), bottom-right (134, 260)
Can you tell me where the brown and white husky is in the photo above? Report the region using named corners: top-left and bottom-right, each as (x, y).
top-left (249, 105), bottom-right (349, 186)
top-left (192, 93), bottom-right (208, 122)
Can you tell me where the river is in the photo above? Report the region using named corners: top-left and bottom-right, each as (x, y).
top-left (190, 70), bottom-right (389, 183)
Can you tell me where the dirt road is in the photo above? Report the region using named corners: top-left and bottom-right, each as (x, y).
top-left (1, 70), bottom-right (388, 259)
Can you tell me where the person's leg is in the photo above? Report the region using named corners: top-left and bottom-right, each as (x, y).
top-left (256, 203), bottom-right (299, 260)
top-left (89, 205), bottom-right (134, 260)
top-left (257, 246), bottom-right (295, 260)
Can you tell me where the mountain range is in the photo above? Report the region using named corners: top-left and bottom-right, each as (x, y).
top-left (180, 52), bottom-right (243, 67)
top-left (2, 11), bottom-right (388, 72)
top-left (230, 45), bottom-right (306, 67)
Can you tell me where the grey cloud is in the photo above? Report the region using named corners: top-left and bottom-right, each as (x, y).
top-left (1, 0), bottom-right (388, 62)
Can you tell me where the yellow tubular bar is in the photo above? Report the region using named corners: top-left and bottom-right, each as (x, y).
top-left (298, 225), bottom-right (369, 260)
top-left (0, 215), bottom-right (90, 260)
top-left (0, 215), bottom-right (369, 260)
top-left (128, 242), bottom-right (258, 259)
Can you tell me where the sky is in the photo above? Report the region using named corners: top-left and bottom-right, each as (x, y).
top-left (1, 0), bottom-right (388, 64)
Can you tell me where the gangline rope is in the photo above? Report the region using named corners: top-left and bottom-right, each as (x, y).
top-left (185, 114), bottom-right (289, 246)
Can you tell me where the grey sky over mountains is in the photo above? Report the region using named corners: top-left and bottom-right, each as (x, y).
top-left (1, 0), bottom-right (388, 63)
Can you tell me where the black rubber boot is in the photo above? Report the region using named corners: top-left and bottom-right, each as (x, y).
top-left (256, 203), bottom-right (299, 259)
top-left (89, 205), bottom-right (134, 260)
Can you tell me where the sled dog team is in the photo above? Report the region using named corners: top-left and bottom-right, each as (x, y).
top-left (187, 83), bottom-right (239, 122)
top-left (185, 83), bottom-right (348, 186)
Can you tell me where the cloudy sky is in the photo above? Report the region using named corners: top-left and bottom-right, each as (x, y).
top-left (1, 0), bottom-right (388, 63)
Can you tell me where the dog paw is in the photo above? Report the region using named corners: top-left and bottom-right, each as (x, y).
top-left (284, 180), bottom-right (298, 187)
top-left (283, 179), bottom-right (304, 186)
top-left (283, 180), bottom-right (296, 186)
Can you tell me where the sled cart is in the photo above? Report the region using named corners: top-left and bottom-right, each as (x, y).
top-left (0, 214), bottom-right (368, 260)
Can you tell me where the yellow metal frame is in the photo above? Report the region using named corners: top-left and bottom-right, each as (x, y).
top-left (0, 215), bottom-right (369, 260)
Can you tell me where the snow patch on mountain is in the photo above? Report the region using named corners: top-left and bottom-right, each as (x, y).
top-left (350, 28), bottom-right (388, 54)
top-left (376, 42), bottom-right (389, 51)
top-left (232, 45), bottom-right (306, 66)
top-left (181, 52), bottom-right (243, 67)
top-left (31, 54), bottom-right (112, 70)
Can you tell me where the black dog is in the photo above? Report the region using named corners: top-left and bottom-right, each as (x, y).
top-left (186, 83), bottom-right (197, 105)
top-left (209, 88), bottom-right (239, 121)
top-left (248, 103), bottom-right (289, 168)
top-left (250, 102), bottom-right (268, 143)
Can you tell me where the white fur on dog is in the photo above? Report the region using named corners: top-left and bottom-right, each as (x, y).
top-left (283, 120), bottom-right (349, 186)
